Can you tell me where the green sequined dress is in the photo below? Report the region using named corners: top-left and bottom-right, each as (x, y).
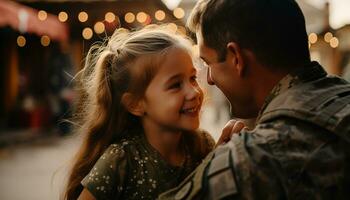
top-left (81, 130), bottom-right (214, 200)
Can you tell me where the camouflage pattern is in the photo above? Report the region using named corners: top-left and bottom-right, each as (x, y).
top-left (81, 129), bottom-right (215, 200)
top-left (158, 62), bottom-right (350, 200)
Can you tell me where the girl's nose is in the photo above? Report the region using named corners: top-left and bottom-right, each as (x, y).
top-left (186, 83), bottom-right (202, 101)
top-left (207, 68), bottom-right (214, 85)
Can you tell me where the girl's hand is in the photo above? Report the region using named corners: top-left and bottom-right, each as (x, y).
top-left (216, 119), bottom-right (245, 147)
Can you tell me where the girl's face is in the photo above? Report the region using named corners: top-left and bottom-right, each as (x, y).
top-left (142, 47), bottom-right (203, 132)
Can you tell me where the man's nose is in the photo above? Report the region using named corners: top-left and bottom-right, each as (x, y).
top-left (207, 68), bottom-right (214, 85)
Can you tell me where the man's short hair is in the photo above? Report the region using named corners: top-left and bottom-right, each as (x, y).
top-left (188, 0), bottom-right (311, 69)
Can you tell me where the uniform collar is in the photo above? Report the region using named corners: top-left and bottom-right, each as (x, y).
top-left (256, 61), bottom-right (327, 122)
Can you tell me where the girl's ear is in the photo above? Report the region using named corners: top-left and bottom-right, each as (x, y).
top-left (227, 42), bottom-right (245, 77)
top-left (121, 93), bottom-right (145, 117)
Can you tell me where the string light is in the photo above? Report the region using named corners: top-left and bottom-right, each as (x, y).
top-left (155, 10), bottom-right (165, 21)
top-left (94, 22), bottom-right (105, 34)
top-left (38, 10), bottom-right (47, 21)
top-left (324, 32), bottom-right (333, 43)
top-left (136, 12), bottom-right (147, 23)
top-left (58, 11), bottom-right (68, 22)
top-left (167, 23), bottom-right (178, 33)
top-left (125, 12), bottom-right (135, 23)
top-left (78, 11), bottom-right (88, 22)
top-left (17, 36), bottom-right (26, 47)
top-left (41, 35), bottom-right (50, 47)
top-left (308, 33), bottom-right (318, 44)
top-left (82, 27), bottom-right (93, 40)
top-left (330, 37), bottom-right (339, 48)
top-left (105, 12), bottom-right (115, 23)
top-left (173, 7), bottom-right (185, 19)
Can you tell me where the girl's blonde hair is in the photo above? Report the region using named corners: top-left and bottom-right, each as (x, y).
top-left (64, 26), bottom-right (194, 200)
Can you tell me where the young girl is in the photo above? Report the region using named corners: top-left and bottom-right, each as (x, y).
top-left (64, 26), bottom-right (215, 200)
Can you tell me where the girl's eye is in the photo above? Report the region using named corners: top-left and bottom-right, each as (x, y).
top-left (169, 82), bottom-right (181, 89)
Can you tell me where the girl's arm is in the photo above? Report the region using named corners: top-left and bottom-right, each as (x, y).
top-left (77, 188), bottom-right (96, 200)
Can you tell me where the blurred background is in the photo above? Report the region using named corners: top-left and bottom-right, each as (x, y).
top-left (0, 0), bottom-right (349, 199)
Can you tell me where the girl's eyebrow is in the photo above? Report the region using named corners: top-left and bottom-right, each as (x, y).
top-left (166, 74), bottom-right (182, 84)
top-left (165, 68), bottom-right (197, 84)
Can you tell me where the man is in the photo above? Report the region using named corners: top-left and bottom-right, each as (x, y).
top-left (158, 0), bottom-right (350, 199)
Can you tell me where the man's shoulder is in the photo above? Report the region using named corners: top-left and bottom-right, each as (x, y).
top-left (157, 118), bottom-right (339, 200)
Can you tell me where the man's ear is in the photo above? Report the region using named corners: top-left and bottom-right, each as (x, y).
top-left (121, 93), bottom-right (145, 117)
top-left (227, 42), bottom-right (245, 77)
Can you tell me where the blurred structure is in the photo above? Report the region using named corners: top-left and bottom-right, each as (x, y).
top-left (1, 0), bottom-right (349, 141)
top-left (304, 1), bottom-right (350, 78)
top-left (0, 0), bottom-right (188, 141)
top-left (0, 0), bottom-right (68, 41)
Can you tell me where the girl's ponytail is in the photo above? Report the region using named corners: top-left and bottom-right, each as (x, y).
top-left (65, 49), bottom-right (122, 200)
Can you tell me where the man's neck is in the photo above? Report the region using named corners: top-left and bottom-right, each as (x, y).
top-left (252, 64), bottom-right (289, 113)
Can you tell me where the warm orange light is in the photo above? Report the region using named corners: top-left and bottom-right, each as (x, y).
top-left (17, 36), bottom-right (26, 47)
top-left (78, 11), bottom-right (88, 22)
top-left (155, 10), bottom-right (166, 21)
top-left (173, 7), bottom-right (185, 19)
top-left (330, 37), bottom-right (339, 48)
top-left (125, 12), bottom-right (135, 23)
top-left (136, 12), bottom-right (147, 23)
top-left (38, 10), bottom-right (47, 21)
top-left (41, 35), bottom-right (50, 47)
top-left (58, 11), bottom-right (68, 22)
top-left (82, 28), bottom-right (93, 40)
top-left (94, 22), bottom-right (105, 34)
top-left (324, 32), bottom-right (333, 43)
top-left (105, 12), bottom-right (115, 23)
top-left (308, 33), bottom-right (318, 44)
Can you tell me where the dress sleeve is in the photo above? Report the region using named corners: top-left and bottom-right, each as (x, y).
top-left (202, 130), bottom-right (215, 152)
top-left (81, 144), bottom-right (127, 200)
top-left (193, 129), bottom-right (216, 160)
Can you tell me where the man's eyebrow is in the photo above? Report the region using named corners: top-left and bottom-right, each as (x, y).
top-left (192, 67), bottom-right (197, 73)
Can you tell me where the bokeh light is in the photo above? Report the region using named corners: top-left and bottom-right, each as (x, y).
top-left (125, 12), bottom-right (135, 23)
top-left (173, 7), bottom-right (185, 19)
top-left (40, 35), bottom-right (50, 47)
top-left (38, 10), bottom-right (47, 21)
top-left (105, 12), bottom-right (115, 23)
top-left (324, 32), bottom-right (333, 43)
top-left (17, 36), bottom-right (26, 47)
top-left (330, 37), bottom-right (339, 48)
top-left (308, 33), bottom-right (318, 44)
top-left (155, 10), bottom-right (166, 21)
top-left (94, 22), bottom-right (105, 34)
top-left (78, 11), bottom-right (88, 22)
top-left (82, 27), bottom-right (93, 40)
top-left (136, 12), bottom-right (147, 23)
top-left (58, 11), bottom-right (68, 22)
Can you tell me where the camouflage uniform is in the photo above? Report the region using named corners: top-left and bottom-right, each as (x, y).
top-left (158, 61), bottom-right (350, 200)
top-left (81, 129), bottom-right (215, 200)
